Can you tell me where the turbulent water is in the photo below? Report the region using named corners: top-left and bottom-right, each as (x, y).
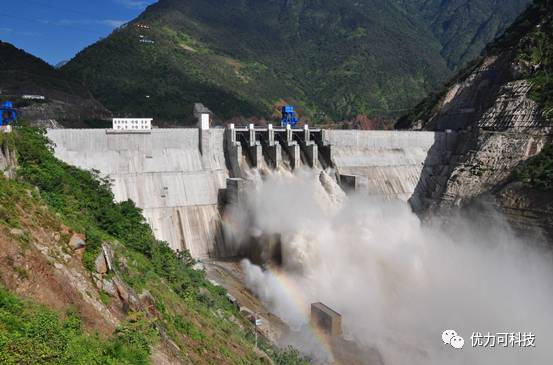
top-left (225, 168), bottom-right (553, 364)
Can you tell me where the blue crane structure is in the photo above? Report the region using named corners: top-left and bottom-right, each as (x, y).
top-left (280, 105), bottom-right (299, 128)
top-left (0, 101), bottom-right (17, 126)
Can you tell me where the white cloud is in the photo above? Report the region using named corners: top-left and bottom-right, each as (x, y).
top-left (0, 27), bottom-right (39, 37)
top-left (99, 19), bottom-right (128, 28)
top-left (115, 0), bottom-right (153, 10)
top-left (46, 19), bottom-right (129, 29)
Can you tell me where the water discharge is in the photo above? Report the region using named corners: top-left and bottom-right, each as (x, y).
top-left (226, 168), bottom-right (553, 364)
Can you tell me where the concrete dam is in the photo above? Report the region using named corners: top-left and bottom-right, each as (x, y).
top-left (47, 126), bottom-right (456, 259)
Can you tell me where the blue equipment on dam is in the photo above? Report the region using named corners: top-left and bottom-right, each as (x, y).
top-left (0, 101), bottom-right (17, 126)
top-left (280, 105), bottom-right (299, 127)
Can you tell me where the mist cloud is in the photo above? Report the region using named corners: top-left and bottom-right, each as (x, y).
top-left (228, 169), bottom-right (553, 364)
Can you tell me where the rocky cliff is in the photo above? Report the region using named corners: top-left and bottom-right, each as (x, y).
top-left (0, 132), bottom-right (16, 178)
top-left (398, 0), bottom-right (553, 242)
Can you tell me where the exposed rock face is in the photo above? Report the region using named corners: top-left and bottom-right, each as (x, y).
top-left (69, 234), bottom-right (86, 250)
top-left (411, 56), bottom-right (551, 214)
top-left (399, 1), bottom-right (553, 241)
top-left (410, 55), bottom-right (514, 131)
top-left (417, 79), bottom-right (552, 238)
top-left (478, 80), bottom-right (550, 133)
top-left (0, 134), bottom-right (17, 178)
top-left (496, 183), bottom-right (553, 240)
top-left (19, 99), bottom-right (109, 128)
top-left (431, 131), bottom-right (549, 209)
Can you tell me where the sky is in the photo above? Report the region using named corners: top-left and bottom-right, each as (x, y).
top-left (0, 0), bottom-right (157, 65)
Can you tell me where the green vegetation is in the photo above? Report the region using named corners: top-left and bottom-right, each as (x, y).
top-left (485, 0), bottom-right (553, 117)
top-left (62, 0), bottom-right (527, 124)
top-left (0, 126), bottom-right (309, 364)
top-left (401, 0), bottom-right (531, 69)
top-left (517, 6), bottom-right (553, 117)
top-left (396, 0), bottom-right (553, 190)
top-left (397, 0), bottom-right (553, 130)
top-left (0, 41), bottom-right (108, 126)
top-left (0, 286), bottom-right (156, 364)
top-left (515, 142), bottom-right (553, 190)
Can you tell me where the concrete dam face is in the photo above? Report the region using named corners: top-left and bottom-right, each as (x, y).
top-left (47, 127), bottom-right (454, 259)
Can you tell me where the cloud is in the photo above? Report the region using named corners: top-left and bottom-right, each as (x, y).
top-left (99, 19), bottom-right (128, 28)
top-left (0, 27), bottom-right (39, 37)
top-left (42, 19), bottom-right (128, 29)
top-left (115, 0), bottom-right (153, 10)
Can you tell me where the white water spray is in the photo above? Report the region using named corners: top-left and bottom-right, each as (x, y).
top-left (227, 169), bottom-right (553, 364)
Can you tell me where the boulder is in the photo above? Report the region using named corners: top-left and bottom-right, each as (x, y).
top-left (118, 255), bottom-right (129, 272)
top-left (95, 252), bottom-right (108, 274)
top-left (69, 234), bottom-right (86, 250)
top-left (92, 273), bottom-right (103, 289)
top-left (9, 228), bottom-right (24, 237)
top-left (101, 243), bottom-right (114, 271)
top-left (140, 290), bottom-right (160, 317)
top-left (102, 279), bottom-right (118, 297)
top-left (113, 277), bottom-right (130, 304)
top-left (139, 290), bottom-right (156, 308)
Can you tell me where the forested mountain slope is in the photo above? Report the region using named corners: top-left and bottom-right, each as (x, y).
top-left (405, 0), bottom-right (531, 69)
top-left (0, 41), bottom-right (109, 127)
top-left (62, 0), bottom-right (528, 124)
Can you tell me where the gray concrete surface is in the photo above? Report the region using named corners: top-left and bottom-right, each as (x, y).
top-left (47, 127), bottom-right (450, 258)
top-left (47, 129), bottom-right (228, 258)
top-left (324, 130), bottom-right (453, 201)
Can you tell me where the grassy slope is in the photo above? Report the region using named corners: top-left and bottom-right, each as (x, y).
top-left (63, 0), bottom-right (450, 123)
top-left (0, 128), bottom-right (307, 364)
top-left (0, 283), bottom-right (155, 365)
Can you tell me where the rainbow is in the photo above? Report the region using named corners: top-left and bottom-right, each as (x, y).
top-left (220, 202), bottom-right (340, 363)
top-left (268, 267), bottom-right (338, 364)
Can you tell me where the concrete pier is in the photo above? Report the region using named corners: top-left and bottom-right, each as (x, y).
top-left (226, 124), bottom-right (243, 178)
top-left (231, 124), bottom-right (326, 171)
top-left (298, 125), bottom-right (318, 168)
top-left (261, 124), bottom-right (282, 169)
top-left (226, 178), bottom-right (251, 206)
top-left (339, 174), bottom-right (368, 193)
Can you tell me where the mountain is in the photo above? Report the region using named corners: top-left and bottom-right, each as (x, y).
top-left (397, 0), bottom-right (553, 239)
top-left (61, 0), bottom-right (531, 124)
top-left (0, 41), bottom-right (110, 127)
top-left (62, 0), bottom-right (528, 125)
top-left (403, 0), bottom-right (531, 69)
top-left (62, 0), bottom-right (446, 123)
top-left (54, 60), bottom-right (69, 69)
